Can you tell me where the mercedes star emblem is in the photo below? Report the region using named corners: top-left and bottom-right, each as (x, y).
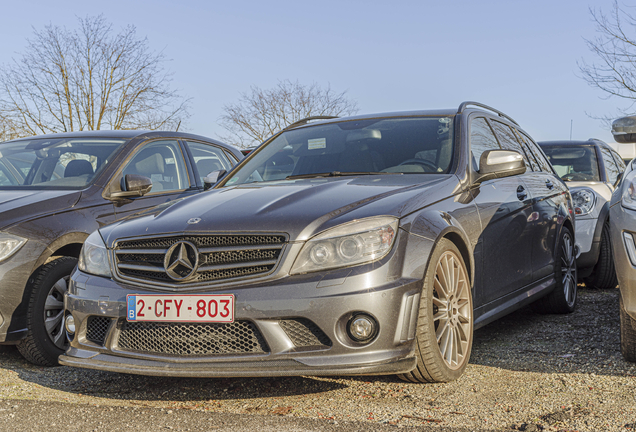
top-left (164, 241), bottom-right (199, 281)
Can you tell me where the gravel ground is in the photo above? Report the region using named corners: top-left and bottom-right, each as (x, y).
top-left (0, 286), bottom-right (635, 431)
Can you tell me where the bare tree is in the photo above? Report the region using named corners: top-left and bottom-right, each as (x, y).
top-left (0, 15), bottom-right (189, 137)
top-left (219, 80), bottom-right (359, 148)
top-left (579, 1), bottom-right (636, 125)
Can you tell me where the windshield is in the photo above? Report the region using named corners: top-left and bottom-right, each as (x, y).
top-left (541, 145), bottom-right (600, 182)
top-left (0, 137), bottom-right (127, 189)
top-left (224, 116), bottom-right (454, 186)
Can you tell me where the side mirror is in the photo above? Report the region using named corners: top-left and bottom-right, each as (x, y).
top-left (110, 174), bottom-right (153, 198)
top-left (613, 116), bottom-right (636, 143)
top-left (203, 169), bottom-right (226, 191)
top-left (472, 149), bottom-right (526, 185)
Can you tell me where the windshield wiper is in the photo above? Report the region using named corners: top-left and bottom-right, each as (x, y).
top-left (286, 171), bottom-right (403, 180)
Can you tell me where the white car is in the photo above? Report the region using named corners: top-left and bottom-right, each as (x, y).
top-left (539, 139), bottom-right (625, 289)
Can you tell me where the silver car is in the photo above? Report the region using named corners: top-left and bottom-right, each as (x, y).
top-left (539, 139), bottom-right (625, 289)
top-left (610, 158), bottom-right (636, 360)
top-left (60, 103), bottom-right (576, 383)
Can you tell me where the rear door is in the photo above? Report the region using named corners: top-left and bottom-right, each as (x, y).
top-left (516, 131), bottom-right (568, 280)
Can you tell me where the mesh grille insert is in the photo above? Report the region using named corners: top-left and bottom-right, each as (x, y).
top-left (279, 319), bottom-right (332, 347)
top-left (85, 316), bottom-right (111, 346)
top-left (117, 321), bottom-right (269, 355)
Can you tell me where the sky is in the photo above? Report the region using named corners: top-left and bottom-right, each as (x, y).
top-left (0, 0), bottom-right (629, 150)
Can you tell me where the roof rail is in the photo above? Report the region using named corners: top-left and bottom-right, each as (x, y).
top-left (457, 101), bottom-right (519, 126)
top-left (282, 116), bottom-right (339, 131)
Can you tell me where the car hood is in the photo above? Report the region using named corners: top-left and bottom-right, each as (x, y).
top-left (101, 175), bottom-right (459, 246)
top-left (0, 189), bottom-right (81, 230)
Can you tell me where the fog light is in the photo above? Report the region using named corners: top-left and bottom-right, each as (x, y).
top-left (65, 314), bottom-right (75, 334)
top-left (347, 313), bottom-right (378, 342)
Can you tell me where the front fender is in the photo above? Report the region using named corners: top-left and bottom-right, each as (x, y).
top-left (401, 209), bottom-right (475, 286)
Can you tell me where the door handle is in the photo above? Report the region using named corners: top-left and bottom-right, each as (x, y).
top-left (517, 185), bottom-right (527, 201)
top-left (545, 179), bottom-right (554, 189)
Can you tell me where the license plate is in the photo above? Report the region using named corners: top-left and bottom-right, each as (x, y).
top-left (126, 294), bottom-right (234, 322)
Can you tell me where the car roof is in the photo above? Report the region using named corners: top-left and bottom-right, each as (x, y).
top-left (537, 139), bottom-right (608, 148)
top-left (2, 130), bottom-right (241, 153)
top-left (5, 130), bottom-right (152, 141)
top-left (289, 109), bottom-right (458, 129)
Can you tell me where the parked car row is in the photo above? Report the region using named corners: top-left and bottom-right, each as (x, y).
top-left (1, 102), bottom-right (631, 384)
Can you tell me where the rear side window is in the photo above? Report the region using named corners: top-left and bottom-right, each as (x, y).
top-left (611, 148), bottom-right (626, 172)
top-left (470, 117), bottom-right (500, 171)
top-left (599, 145), bottom-right (621, 184)
top-left (490, 120), bottom-right (532, 170)
top-left (519, 133), bottom-right (554, 173)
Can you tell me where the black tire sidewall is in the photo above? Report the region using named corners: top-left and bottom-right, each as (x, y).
top-left (24, 257), bottom-right (77, 365)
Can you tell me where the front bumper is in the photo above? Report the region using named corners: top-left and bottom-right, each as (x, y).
top-left (60, 239), bottom-right (429, 377)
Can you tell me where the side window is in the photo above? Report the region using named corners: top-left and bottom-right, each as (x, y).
top-left (470, 117), bottom-right (500, 171)
top-left (185, 141), bottom-right (234, 184)
top-left (511, 129), bottom-right (540, 172)
top-left (611, 148), bottom-right (626, 172)
top-left (519, 133), bottom-right (554, 173)
top-left (599, 145), bottom-right (621, 184)
top-left (490, 121), bottom-right (532, 170)
top-left (121, 140), bottom-right (189, 193)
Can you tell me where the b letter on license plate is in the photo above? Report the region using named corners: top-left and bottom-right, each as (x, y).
top-left (126, 294), bottom-right (234, 322)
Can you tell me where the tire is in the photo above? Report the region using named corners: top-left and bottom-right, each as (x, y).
top-left (17, 257), bottom-right (77, 366)
top-left (533, 226), bottom-right (577, 314)
top-left (620, 296), bottom-right (636, 362)
top-left (398, 239), bottom-right (473, 383)
top-left (583, 222), bottom-right (618, 290)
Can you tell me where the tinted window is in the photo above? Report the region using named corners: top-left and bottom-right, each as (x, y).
top-left (470, 117), bottom-right (500, 171)
top-left (490, 121), bottom-right (532, 169)
top-left (599, 145), bottom-right (621, 184)
top-left (122, 140), bottom-right (189, 192)
top-left (611, 148), bottom-right (627, 172)
top-left (225, 117), bottom-right (455, 186)
top-left (511, 129), bottom-right (540, 172)
top-left (185, 141), bottom-right (234, 184)
top-left (0, 138), bottom-right (125, 189)
top-left (520, 133), bottom-right (553, 173)
top-left (541, 145), bottom-right (600, 182)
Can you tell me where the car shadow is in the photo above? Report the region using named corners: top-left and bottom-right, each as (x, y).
top-left (0, 345), bottom-right (347, 402)
top-left (469, 285), bottom-right (634, 376)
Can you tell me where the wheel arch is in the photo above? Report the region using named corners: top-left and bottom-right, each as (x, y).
top-left (32, 232), bottom-right (88, 272)
top-left (406, 209), bottom-right (475, 286)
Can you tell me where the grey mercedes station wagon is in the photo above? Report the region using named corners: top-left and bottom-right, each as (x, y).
top-left (61, 102), bottom-right (577, 383)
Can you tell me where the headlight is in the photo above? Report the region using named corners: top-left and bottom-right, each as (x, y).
top-left (78, 231), bottom-right (111, 277)
top-left (290, 216), bottom-right (399, 274)
top-left (623, 169), bottom-right (636, 211)
top-left (571, 188), bottom-right (596, 216)
top-left (0, 233), bottom-right (26, 262)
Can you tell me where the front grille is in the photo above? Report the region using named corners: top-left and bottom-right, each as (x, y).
top-left (85, 316), bottom-right (111, 345)
top-left (279, 319), bottom-right (332, 348)
top-left (117, 321), bottom-right (269, 355)
top-left (114, 234), bottom-right (286, 285)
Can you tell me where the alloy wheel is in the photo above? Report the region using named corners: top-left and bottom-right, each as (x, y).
top-left (432, 250), bottom-right (472, 370)
top-left (43, 276), bottom-right (69, 350)
top-left (561, 232), bottom-right (576, 306)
